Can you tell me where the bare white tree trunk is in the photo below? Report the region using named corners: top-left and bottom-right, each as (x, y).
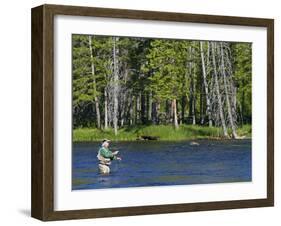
top-left (113, 37), bottom-right (119, 136)
top-left (225, 48), bottom-right (238, 126)
top-left (129, 95), bottom-right (133, 126)
top-left (200, 41), bottom-right (212, 127)
top-left (188, 45), bottom-right (196, 125)
top-left (211, 42), bottom-right (228, 137)
top-left (220, 42), bottom-right (238, 138)
top-left (136, 93), bottom-right (141, 123)
top-left (104, 88), bottom-right (108, 129)
top-left (147, 91), bottom-right (152, 121)
top-left (88, 35), bottom-right (101, 129)
top-left (190, 74), bottom-right (196, 125)
top-left (152, 101), bottom-right (161, 124)
top-left (172, 99), bottom-right (179, 129)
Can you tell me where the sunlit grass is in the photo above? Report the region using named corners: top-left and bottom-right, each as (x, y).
top-left (236, 124), bottom-right (252, 137)
top-left (73, 124), bottom-right (251, 142)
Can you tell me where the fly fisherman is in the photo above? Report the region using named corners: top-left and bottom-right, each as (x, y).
top-left (97, 139), bottom-right (121, 174)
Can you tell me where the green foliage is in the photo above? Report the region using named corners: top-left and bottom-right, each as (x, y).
top-left (72, 34), bottom-right (252, 134)
top-left (232, 43), bottom-right (252, 123)
top-left (143, 39), bottom-right (188, 100)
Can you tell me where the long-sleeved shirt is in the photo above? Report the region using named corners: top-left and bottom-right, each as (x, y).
top-left (98, 147), bottom-right (116, 160)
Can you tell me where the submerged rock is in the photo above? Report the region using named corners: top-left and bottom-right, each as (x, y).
top-left (190, 141), bottom-right (200, 146)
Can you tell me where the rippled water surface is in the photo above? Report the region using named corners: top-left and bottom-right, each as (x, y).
top-left (72, 139), bottom-right (251, 190)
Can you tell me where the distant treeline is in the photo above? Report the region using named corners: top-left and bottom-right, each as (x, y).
top-left (72, 35), bottom-right (252, 138)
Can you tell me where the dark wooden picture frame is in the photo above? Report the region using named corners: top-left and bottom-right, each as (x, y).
top-left (31, 4), bottom-right (274, 221)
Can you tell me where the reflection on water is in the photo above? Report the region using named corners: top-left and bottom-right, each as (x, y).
top-left (72, 139), bottom-right (251, 190)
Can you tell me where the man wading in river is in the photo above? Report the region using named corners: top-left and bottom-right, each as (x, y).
top-left (97, 139), bottom-right (121, 174)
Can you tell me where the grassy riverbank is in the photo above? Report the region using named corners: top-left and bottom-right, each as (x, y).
top-left (73, 124), bottom-right (251, 142)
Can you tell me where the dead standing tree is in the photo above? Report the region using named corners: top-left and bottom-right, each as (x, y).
top-left (211, 42), bottom-right (228, 137)
top-left (188, 43), bottom-right (196, 125)
top-left (219, 42), bottom-right (238, 138)
top-left (88, 35), bottom-right (101, 129)
top-left (112, 37), bottom-right (119, 136)
top-left (200, 41), bottom-right (212, 127)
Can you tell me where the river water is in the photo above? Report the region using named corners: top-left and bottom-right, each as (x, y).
top-left (72, 139), bottom-right (251, 190)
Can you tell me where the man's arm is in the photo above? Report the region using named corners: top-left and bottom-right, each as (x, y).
top-left (100, 148), bottom-right (115, 159)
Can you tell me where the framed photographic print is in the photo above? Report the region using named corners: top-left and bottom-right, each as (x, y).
top-left (31, 4), bottom-right (274, 221)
